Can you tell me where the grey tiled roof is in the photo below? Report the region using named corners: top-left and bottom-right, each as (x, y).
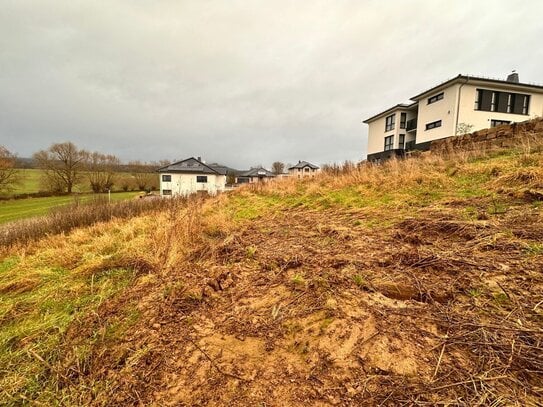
top-left (288, 161), bottom-right (319, 170)
top-left (238, 167), bottom-right (276, 177)
top-left (158, 157), bottom-right (226, 175)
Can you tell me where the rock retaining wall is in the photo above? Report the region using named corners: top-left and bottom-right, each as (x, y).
top-left (430, 117), bottom-right (543, 153)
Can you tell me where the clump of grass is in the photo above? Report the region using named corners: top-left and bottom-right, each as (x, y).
top-left (352, 274), bottom-right (366, 288)
top-left (493, 292), bottom-right (510, 305)
top-left (487, 196), bottom-right (508, 215)
top-left (467, 287), bottom-right (482, 297)
top-left (525, 243), bottom-right (543, 256)
top-left (0, 261), bottom-right (137, 403)
top-left (291, 273), bottom-right (306, 286)
top-left (319, 317), bottom-right (334, 334)
top-left (246, 245), bottom-right (257, 259)
top-left (0, 196), bottom-right (190, 248)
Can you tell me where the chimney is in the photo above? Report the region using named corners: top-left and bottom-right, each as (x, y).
top-left (197, 156), bottom-right (202, 161)
top-left (506, 71), bottom-right (519, 83)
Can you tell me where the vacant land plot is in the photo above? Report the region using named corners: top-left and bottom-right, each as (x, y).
top-left (1, 139), bottom-right (542, 406)
top-left (0, 192), bottom-right (141, 224)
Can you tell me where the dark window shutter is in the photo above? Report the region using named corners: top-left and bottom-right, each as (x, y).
top-left (513, 94), bottom-right (525, 114)
top-left (480, 90), bottom-right (492, 111)
top-left (497, 93), bottom-right (508, 113)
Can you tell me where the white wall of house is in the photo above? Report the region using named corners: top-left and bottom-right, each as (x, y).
top-left (288, 167), bottom-right (320, 178)
top-left (366, 108), bottom-right (413, 155)
top-left (457, 84), bottom-right (543, 133)
top-left (160, 173), bottom-right (226, 196)
top-left (248, 176), bottom-right (273, 183)
top-left (415, 84), bottom-right (460, 144)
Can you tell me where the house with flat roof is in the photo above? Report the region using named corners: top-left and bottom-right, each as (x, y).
top-left (288, 161), bottom-right (320, 178)
top-left (363, 73), bottom-right (543, 162)
top-left (157, 157), bottom-right (228, 196)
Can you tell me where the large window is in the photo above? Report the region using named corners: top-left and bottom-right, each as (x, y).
top-left (475, 89), bottom-right (530, 115)
top-left (385, 114), bottom-right (395, 131)
top-left (428, 92), bottom-right (444, 104)
top-left (491, 119), bottom-right (511, 127)
top-left (425, 120), bottom-right (442, 130)
top-left (162, 174), bottom-right (171, 182)
top-left (400, 113), bottom-right (407, 129)
top-left (196, 175), bottom-right (208, 183)
top-left (399, 134), bottom-right (405, 149)
top-left (162, 189), bottom-right (172, 195)
top-left (384, 135), bottom-right (394, 151)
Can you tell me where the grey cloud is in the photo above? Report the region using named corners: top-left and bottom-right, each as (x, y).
top-left (1, 0), bottom-right (542, 168)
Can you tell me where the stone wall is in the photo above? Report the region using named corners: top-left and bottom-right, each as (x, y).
top-left (430, 117), bottom-right (543, 153)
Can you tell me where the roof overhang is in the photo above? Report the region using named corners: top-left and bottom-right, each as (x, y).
top-left (410, 74), bottom-right (543, 101)
top-left (362, 102), bottom-right (418, 124)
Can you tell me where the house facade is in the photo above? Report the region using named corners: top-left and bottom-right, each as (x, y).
top-left (158, 157), bottom-right (227, 196)
top-left (288, 161), bottom-right (320, 178)
top-left (236, 167), bottom-right (276, 183)
top-left (363, 73), bottom-right (543, 162)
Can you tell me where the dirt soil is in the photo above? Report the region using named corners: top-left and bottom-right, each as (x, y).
top-left (61, 200), bottom-right (543, 406)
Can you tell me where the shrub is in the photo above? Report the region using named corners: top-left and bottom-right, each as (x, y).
top-left (0, 196), bottom-right (187, 247)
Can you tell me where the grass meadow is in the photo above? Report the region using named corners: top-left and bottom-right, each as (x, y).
top-left (0, 192), bottom-right (142, 224)
top-left (0, 131), bottom-right (542, 405)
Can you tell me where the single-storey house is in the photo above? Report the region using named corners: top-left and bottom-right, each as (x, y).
top-left (236, 167), bottom-right (276, 184)
top-left (158, 157), bottom-right (228, 196)
top-left (288, 161), bottom-right (320, 178)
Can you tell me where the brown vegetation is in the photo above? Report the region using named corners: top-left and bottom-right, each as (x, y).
top-left (0, 195), bottom-right (182, 248)
top-left (1, 127), bottom-right (543, 406)
top-left (33, 142), bottom-right (87, 193)
top-left (0, 146), bottom-right (19, 192)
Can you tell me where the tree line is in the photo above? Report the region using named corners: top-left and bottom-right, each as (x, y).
top-left (0, 142), bottom-right (170, 194)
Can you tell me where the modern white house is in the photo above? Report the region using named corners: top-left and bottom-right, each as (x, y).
top-left (363, 73), bottom-right (543, 162)
top-left (288, 161), bottom-right (320, 178)
top-left (158, 157), bottom-right (228, 196)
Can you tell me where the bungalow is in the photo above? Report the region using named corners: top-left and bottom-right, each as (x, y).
top-left (236, 167), bottom-right (276, 184)
top-left (363, 72), bottom-right (543, 162)
top-left (158, 157), bottom-right (228, 196)
top-left (288, 161), bottom-right (320, 178)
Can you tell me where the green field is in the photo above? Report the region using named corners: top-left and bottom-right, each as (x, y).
top-left (9, 169), bottom-right (131, 195)
top-left (10, 169), bottom-right (45, 194)
top-left (0, 192), bottom-right (141, 224)
top-left (10, 169), bottom-right (94, 194)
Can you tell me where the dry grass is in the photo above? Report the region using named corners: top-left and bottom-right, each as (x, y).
top-left (1, 130), bottom-right (543, 405)
top-left (0, 196), bottom-right (188, 249)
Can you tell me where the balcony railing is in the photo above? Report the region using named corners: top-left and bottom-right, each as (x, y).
top-left (405, 140), bottom-right (416, 151)
top-left (406, 118), bottom-right (417, 131)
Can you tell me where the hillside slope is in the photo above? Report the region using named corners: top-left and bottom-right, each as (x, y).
top-left (1, 137), bottom-right (543, 405)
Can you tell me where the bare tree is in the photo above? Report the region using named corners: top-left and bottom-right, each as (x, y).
top-left (271, 161), bottom-right (285, 175)
top-left (456, 123), bottom-right (474, 136)
top-left (118, 174), bottom-right (136, 192)
top-left (128, 161), bottom-right (156, 191)
top-left (0, 146), bottom-right (19, 192)
top-left (85, 152), bottom-right (121, 193)
top-left (33, 142), bottom-right (87, 193)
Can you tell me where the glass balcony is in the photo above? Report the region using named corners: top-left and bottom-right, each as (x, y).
top-left (406, 118), bottom-right (417, 131)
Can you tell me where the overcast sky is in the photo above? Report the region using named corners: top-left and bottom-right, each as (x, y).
top-left (1, 0), bottom-right (542, 168)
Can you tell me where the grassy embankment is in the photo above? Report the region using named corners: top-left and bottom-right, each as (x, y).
top-left (0, 168), bottom-right (154, 224)
top-left (1, 136), bottom-right (542, 405)
top-left (0, 192), bottom-right (141, 225)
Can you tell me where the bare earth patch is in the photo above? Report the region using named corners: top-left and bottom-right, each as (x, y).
top-left (50, 199), bottom-right (543, 406)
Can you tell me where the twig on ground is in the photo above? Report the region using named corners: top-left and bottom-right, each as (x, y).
top-left (188, 338), bottom-right (247, 382)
